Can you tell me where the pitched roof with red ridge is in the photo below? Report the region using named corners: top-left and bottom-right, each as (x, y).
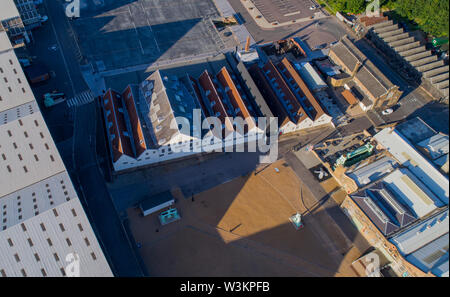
top-left (103, 89), bottom-right (134, 162)
top-left (198, 70), bottom-right (234, 137)
top-left (262, 60), bottom-right (308, 124)
top-left (216, 67), bottom-right (256, 133)
top-left (122, 85), bottom-right (147, 157)
top-left (248, 64), bottom-right (291, 128)
top-left (277, 58), bottom-right (326, 121)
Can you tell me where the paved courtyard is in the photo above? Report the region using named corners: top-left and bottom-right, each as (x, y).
top-left (73, 0), bottom-right (225, 72)
top-left (127, 160), bottom-right (359, 276)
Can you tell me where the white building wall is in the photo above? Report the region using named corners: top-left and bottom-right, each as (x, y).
top-left (112, 131), bottom-right (265, 172)
top-left (0, 199), bottom-right (113, 277)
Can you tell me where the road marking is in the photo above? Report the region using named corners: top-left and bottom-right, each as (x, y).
top-left (44, 0), bottom-right (76, 96)
top-left (67, 90), bottom-right (94, 108)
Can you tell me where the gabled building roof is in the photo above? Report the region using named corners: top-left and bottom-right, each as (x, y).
top-left (417, 133), bottom-right (449, 160)
top-left (341, 89), bottom-right (359, 105)
top-left (235, 61), bottom-right (273, 118)
top-left (277, 58), bottom-right (326, 121)
top-left (248, 64), bottom-right (291, 128)
top-left (374, 126), bottom-right (449, 204)
top-left (103, 89), bottom-right (134, 162)
top-left (347, 156), bottom-right (397, 187)
top-left (262, 60), bottom-right (308, 124)
top-left (351, 181), bottom-right (416, 236)
top-left (216, 67), bottom-right (256, 133)
top-left (122, 85), bottom-right (147, 157)
top-left (383, 168), bottom-right (444, 218)
top-left (330, 35), bottom-right (397, 101)
top-left (198, 70), bottom-right (234, 138)
top-left (390, 209), bottom-right (448, 255)
top-left (351, 190), bottom-right (400, 236)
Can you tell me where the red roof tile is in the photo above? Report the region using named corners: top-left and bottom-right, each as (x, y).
top-left (277, 58), bottom-right (326, 121)
top-left (103, 89), bottom-right (134, 162)
top-left (216, 67), bottom-right (256, 133)
top-left (262, 60), bottom-right (308, 124)
top-left (122, 85), bottom-right (147, 157)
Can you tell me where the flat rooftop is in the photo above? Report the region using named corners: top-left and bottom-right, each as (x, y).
top-left (250, 0), bottom-right (315, 23)
top-left (0, 0), bottom-right (20, 22)
top-left (73, 0), bottom-right (224, 72)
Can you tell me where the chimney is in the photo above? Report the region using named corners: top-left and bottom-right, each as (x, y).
top-left (245, 36), bottom-right (251, 52)
top-left (351, 61), bottom-right (362, 78)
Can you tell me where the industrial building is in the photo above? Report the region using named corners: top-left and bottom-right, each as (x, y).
top-left (374, 122), bottom-right (449, 204)
top-left (248, 58), bottom-right (332, 134)
top-left (13, 0), bottom-right (41, 30)
top-left (347, 156), bottom-right (397, 187)
top-left (102, 67), bottom-right (265, 172)
top-left (390, 209), bottom-right (449, 277)
top-left (328, 35), bottom-right (403, 111)
top-left (360, 16), bottom-right (449, 101)
top-left (340, 116), bottom-right (449, 277)
top-left (0, 30), bottom-right (112, 277)
top-left (293, 62), bottom-right (328, 92)
top-left (0, 0), bottom-right (29, 47)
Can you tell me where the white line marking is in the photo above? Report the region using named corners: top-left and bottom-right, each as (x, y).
top-left (44, 0), bottom-right (76, 96)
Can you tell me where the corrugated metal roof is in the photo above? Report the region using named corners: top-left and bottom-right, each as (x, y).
top-left (0, 0), bottom-right (20, 22)
top-left (348, 156), bottom-right (397, 187)
top-left (374, 127), bottom-right (449, 204)
top-left (383, 168), bottom-right (444, 218)
top-left (295, 62), bottom-right (327, 91)
top-left (390, 209), bottom-right (449, 255)
top-left (405, 233), bottom-right (449, 276)
top-left (1, 30), bottom-right (112, 276)
top-left (417, 133), bottom-right (449, 160)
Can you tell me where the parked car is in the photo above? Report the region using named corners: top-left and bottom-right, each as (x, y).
top-left (40, 15), bottom-right (48, 23)
top-left (25, 63), bottom-right (50, 84)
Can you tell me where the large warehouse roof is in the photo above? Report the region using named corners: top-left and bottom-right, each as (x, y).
top-left (0, 29), bottom-right (112, 276)
top-left (374, 126), bottom-right (449, 204)
top-left (383, 168), bottom-right (444, 218)
top-left (0, 0), bottom-right (20, 22)
top-left (390, 209), bottom-right (448, 256)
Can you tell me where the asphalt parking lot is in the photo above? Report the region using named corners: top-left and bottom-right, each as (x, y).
top-left (250, 0), bottom-right (316, 23)
top-left (227, 0), bottom-right (347, 45)
top-left (73, 0), bottom-right (223, 72)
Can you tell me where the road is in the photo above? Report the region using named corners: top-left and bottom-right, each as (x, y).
top-left (27, 0), bottom-right (146, 276)
top-left (73, 102), bottom-right (145, 276)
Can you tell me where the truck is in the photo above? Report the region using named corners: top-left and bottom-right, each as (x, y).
top-left (24, 63), bottom-right (50, 84)
top-left (43, 91), bottom-right (66, 108)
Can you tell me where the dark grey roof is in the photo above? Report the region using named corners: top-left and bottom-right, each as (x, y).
top-left (351, 182), bottom-right (417, 236)
top-left (236, 61), bottom-right (274, 118)
top-left (140, 191), bottom-right (173, 211)
top-left (330, 36), bottom-right (396, 100)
